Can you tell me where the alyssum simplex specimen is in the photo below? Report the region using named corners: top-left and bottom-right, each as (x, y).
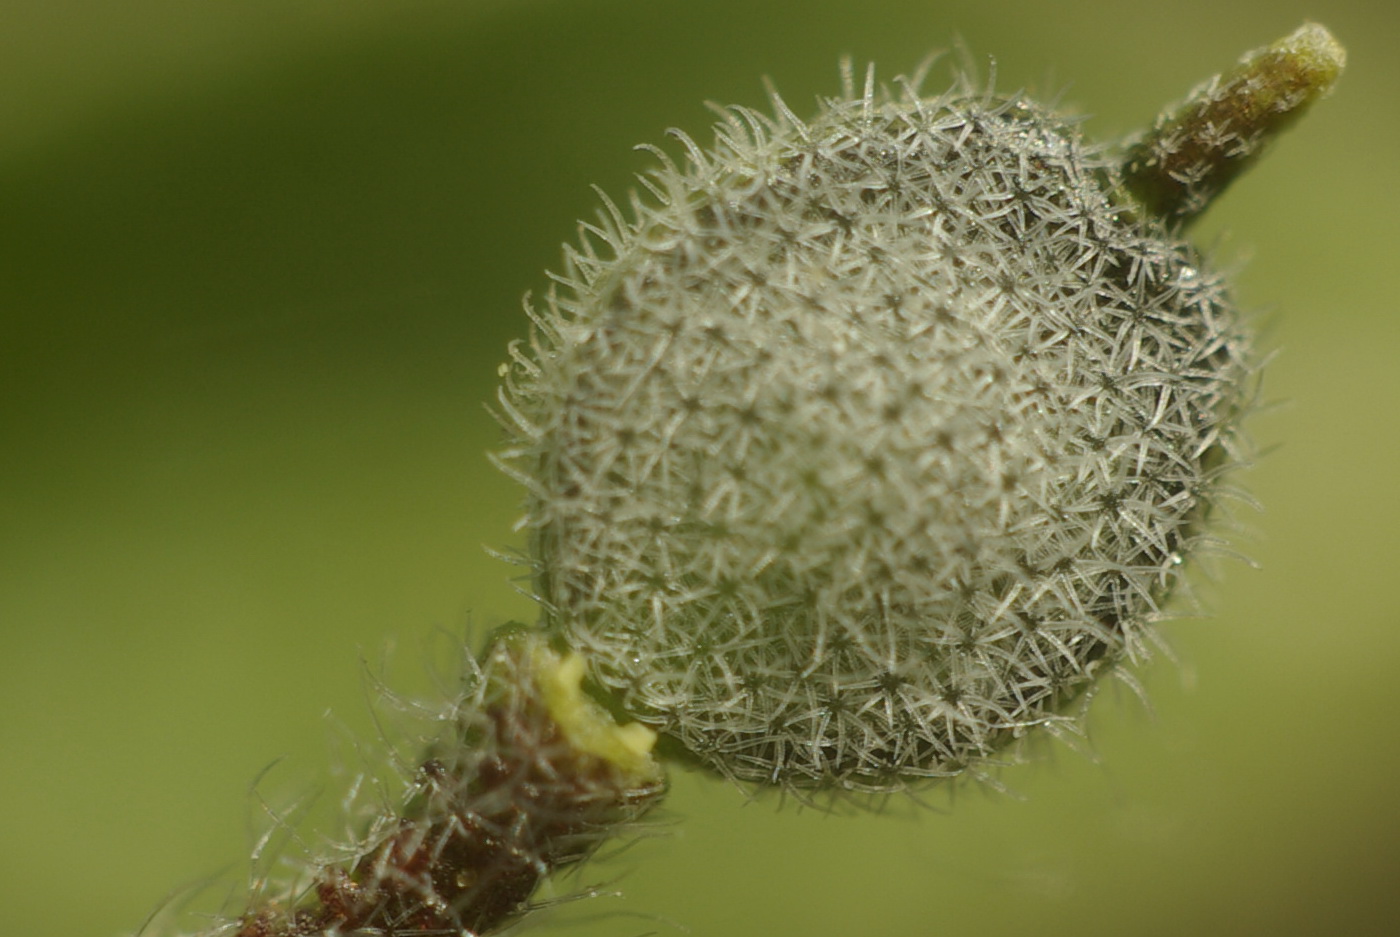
top-left (499, 23), bottom-right (1342, 790)
top-left (155, 24), bottom-right (1341, 937)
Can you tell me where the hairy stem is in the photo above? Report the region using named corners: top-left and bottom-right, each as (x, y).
top-left (231, 630), bottom-right (667, 937)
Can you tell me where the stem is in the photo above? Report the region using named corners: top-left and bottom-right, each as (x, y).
top-left (229, 630), bottom-right (667, 937)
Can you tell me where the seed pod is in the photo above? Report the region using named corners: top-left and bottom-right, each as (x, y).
top-left (498, 25), bottom-right (1342, 792)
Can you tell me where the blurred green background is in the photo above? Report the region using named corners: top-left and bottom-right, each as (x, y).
top-left (3, 1), bottom-right (1396, 935)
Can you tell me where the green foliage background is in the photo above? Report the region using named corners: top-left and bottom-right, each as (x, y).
top-left (3, 1), bottom-right (1395, 935)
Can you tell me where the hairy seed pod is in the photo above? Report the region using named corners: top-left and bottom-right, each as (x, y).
top-left (498, 26), bottom-right (1342, 792)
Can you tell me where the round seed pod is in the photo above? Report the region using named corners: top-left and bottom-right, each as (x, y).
top-left (496, 28), bottom-right (1341, 792)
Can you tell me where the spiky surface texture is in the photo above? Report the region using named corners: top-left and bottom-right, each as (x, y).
top-left (498, 66), bottom-right (1253, 792)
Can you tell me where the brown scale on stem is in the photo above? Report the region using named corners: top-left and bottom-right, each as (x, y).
top-left (233, 632), bottom-right (666, 937)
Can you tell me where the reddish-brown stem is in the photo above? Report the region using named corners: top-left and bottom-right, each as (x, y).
top-left (232, 632), bottom-right (667, 937)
